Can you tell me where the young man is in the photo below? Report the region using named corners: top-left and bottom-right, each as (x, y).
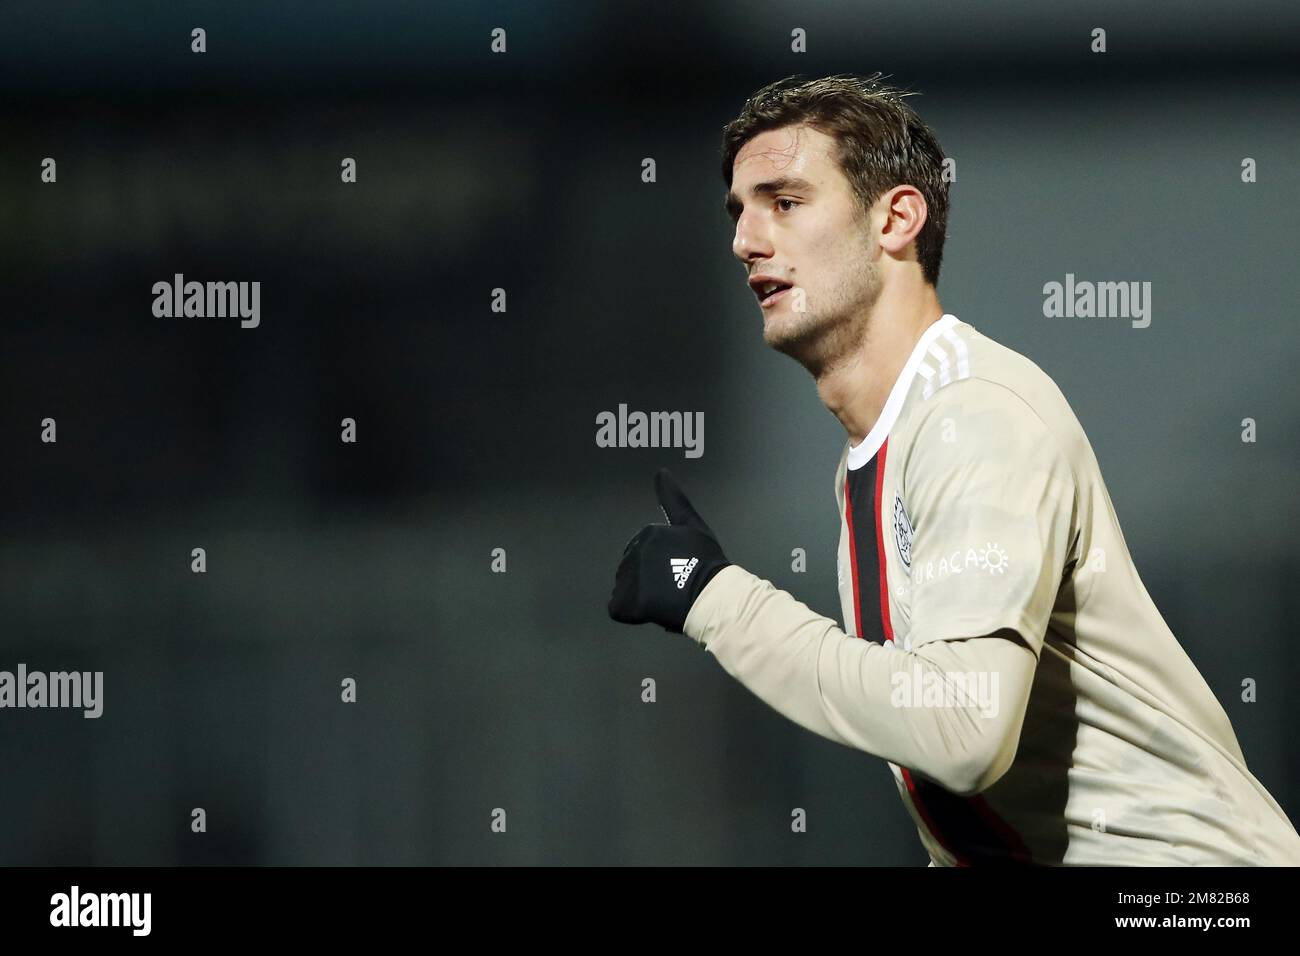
top-left (607, 75), bottom-right (1299, 865)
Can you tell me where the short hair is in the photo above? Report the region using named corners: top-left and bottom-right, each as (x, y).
top-left (721, 73), bottom-right (950, 287)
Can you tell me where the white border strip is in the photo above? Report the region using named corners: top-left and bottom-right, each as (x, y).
top-left (847, 313), bottom-right (960, 470)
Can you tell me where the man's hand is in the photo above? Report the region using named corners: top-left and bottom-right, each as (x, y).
top-left (607, 468), bottom-right (731, 633)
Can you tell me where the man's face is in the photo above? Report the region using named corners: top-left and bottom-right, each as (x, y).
top-left (727, 124), bottom-right (882, 371)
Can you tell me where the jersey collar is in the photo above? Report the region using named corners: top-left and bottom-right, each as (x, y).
top-left (847, 313), bottom-right (960, 471)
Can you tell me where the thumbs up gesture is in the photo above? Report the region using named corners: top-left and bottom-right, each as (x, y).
top-left (608, 469), bottom-right (731, 633)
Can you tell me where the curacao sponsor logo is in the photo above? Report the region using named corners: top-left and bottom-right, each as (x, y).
top-left (911, 541), bottom-right (1010, 587)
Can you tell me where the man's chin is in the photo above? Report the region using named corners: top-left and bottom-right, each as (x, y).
top-left (763, 312), bottom-right (842, 374)
top-left (762, 312), bottom-right (814, 354)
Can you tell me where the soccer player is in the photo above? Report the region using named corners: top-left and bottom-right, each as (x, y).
top-left (608, 74), bottom-right (1300, 865)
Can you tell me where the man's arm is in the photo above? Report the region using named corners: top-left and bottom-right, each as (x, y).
top-left (683, 565), bottom-right (1036, 796)
top-left (679, 380), bottom-right (1074, 795)
top-left (610, 377), bottom-right (1071, 795)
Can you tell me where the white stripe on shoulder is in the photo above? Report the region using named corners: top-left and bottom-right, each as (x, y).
top-left (921, 325), bottom-right (974, 399)
top-left (927, 342), bottom-right (951, 388)
top-left (941, 327), bottom-right (971, 379)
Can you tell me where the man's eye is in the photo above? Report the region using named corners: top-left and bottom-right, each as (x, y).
top-left (777, 198), bottom-right (797, 212)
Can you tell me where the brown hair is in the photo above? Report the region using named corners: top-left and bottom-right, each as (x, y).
top-left (721, 73), bottom-right (949, 287)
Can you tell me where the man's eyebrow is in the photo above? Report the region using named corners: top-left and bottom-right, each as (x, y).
top-left (724, 176), bottom-right (817, 220)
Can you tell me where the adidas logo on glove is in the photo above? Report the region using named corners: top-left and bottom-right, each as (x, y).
top-left (670, 557), bottom-right (699, 589)
top-left (607, 469), bottom-right (731, 633)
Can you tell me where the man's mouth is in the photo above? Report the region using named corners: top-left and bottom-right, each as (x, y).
top-left (749, 277), bottom-right (794, 307)
top-left (759, 285), bottom-right (792, 309)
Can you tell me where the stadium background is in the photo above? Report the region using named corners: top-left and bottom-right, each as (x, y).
top-left (0, 1), bottom-right (1296, 864)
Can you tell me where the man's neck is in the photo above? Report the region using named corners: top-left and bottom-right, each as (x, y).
top-left (816, 294), bottom-right (945, 447)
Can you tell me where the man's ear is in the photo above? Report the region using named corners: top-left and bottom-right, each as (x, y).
top-left (878, 185), bottom-right (928, 256)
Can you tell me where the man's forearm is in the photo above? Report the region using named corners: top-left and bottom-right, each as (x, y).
top-left (682, 565), bottom-right (1036, 795)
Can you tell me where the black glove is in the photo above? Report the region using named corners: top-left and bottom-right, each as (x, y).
top-left (608, 468), bottom-right (731, 633)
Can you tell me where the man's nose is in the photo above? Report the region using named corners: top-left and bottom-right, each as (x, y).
top-left (732, 211), bottom-right (773, 264)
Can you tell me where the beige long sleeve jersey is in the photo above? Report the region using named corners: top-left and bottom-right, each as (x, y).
top-left (683, 313), bottom-right (1300, 866)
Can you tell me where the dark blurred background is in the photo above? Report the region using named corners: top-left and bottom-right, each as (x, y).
top-left (0, 1), bottom-right (1296, 864)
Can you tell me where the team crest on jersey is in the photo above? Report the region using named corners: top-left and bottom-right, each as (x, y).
top-left (893, 493), bottom-right (913, 570)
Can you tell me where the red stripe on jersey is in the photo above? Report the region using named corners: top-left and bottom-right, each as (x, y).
top-left (873, 437), bottom-right (1034, 867)
top-left (969, 798), bottom-right (1036, 864)
top-left (871, 438), bottom-right (970, 865)
top-left (900, 771), bottom-right (972, 866)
